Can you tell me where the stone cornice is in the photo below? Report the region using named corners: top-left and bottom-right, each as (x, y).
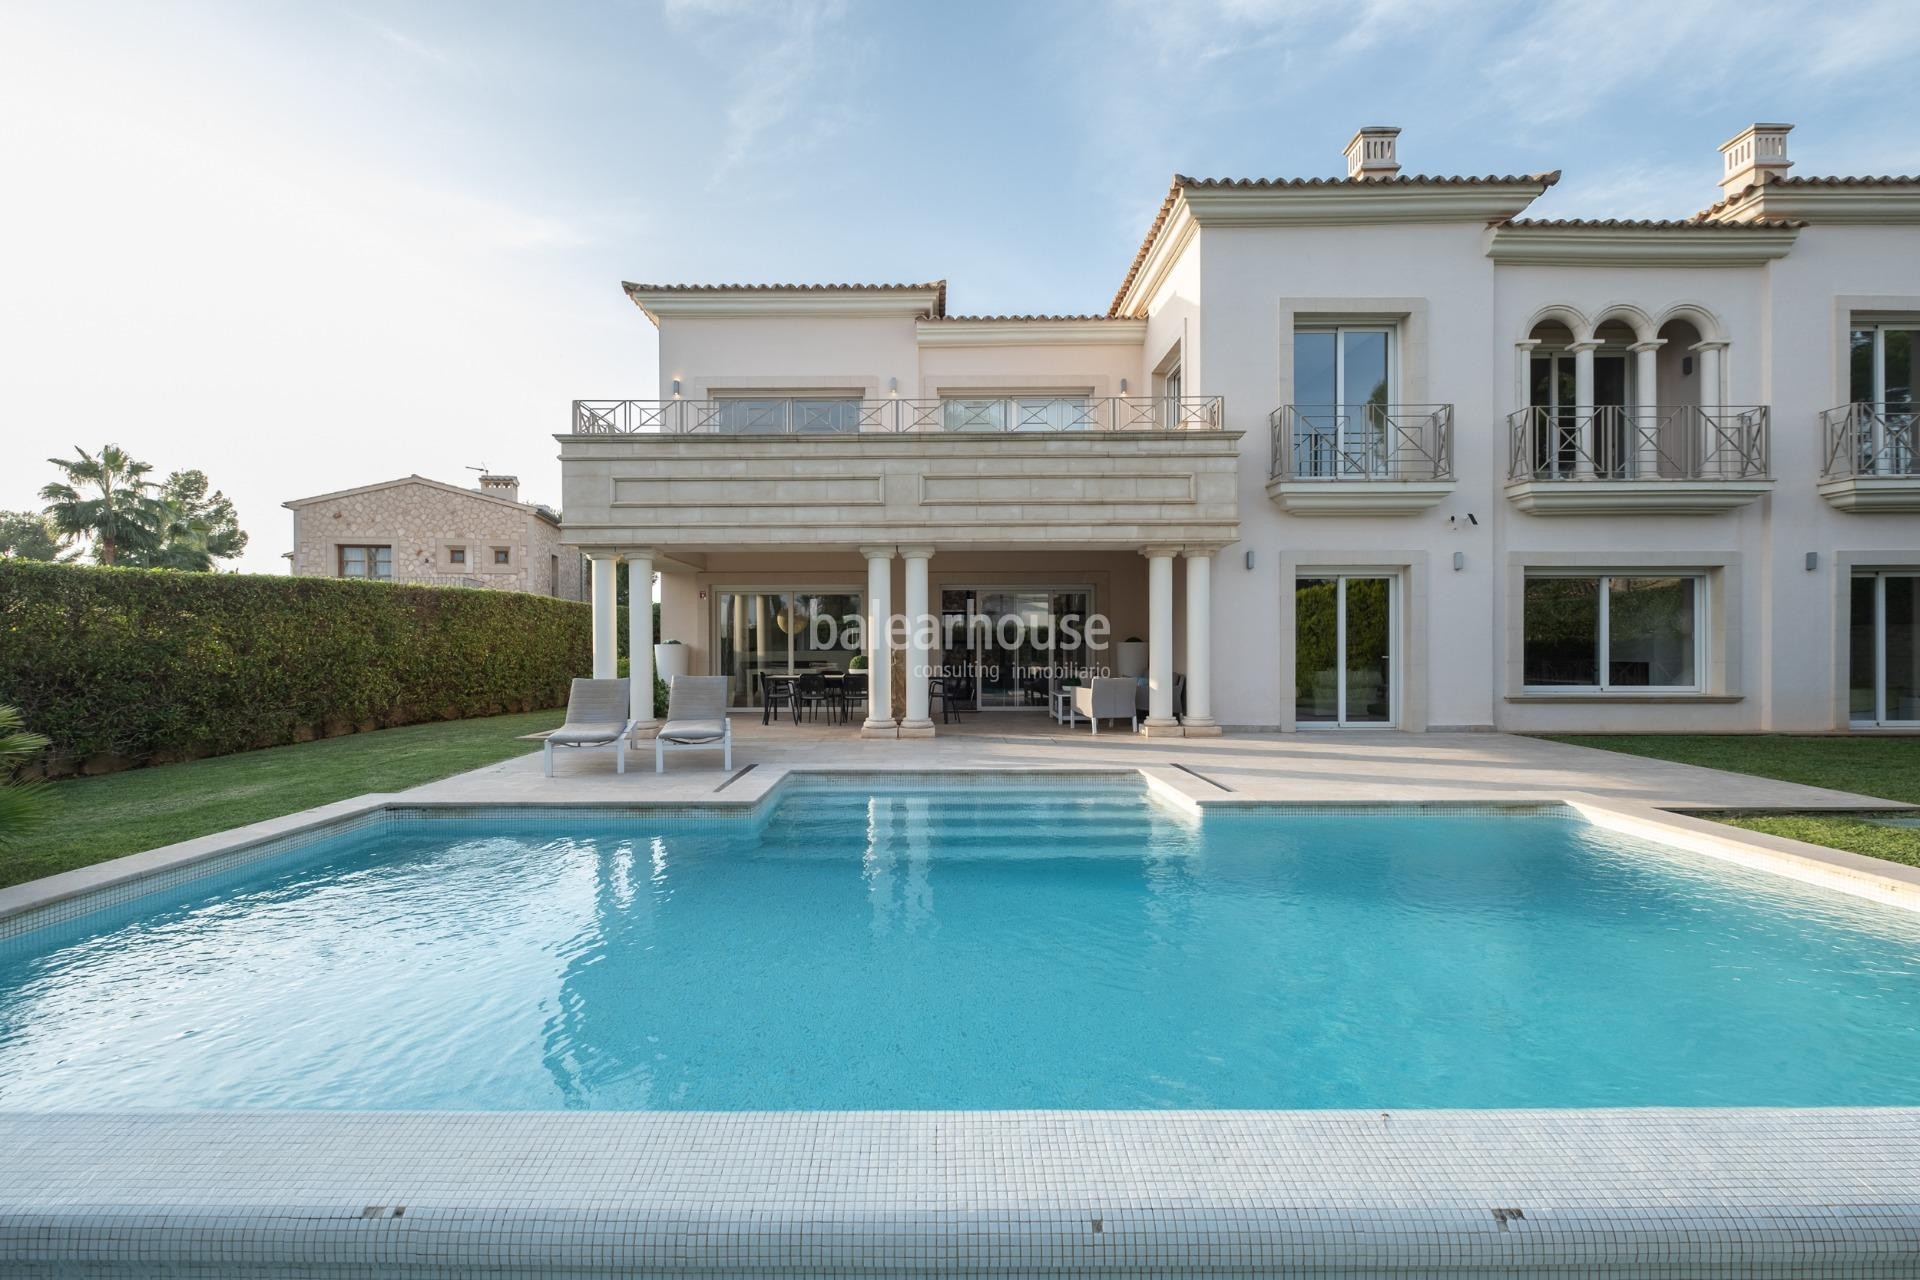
top-left (1486, 224), bottom-right (1798, 267)
top-left (915, 318), bottom-right (1147, 347)
top-left (1113, 200), bottom-right (1198, 320)
top-left (1181, 179), bottom-right (1551, 228)
top-left (623, 285), bottom-right (946, 323)
top-left (1716, 185), bottom-right (1920, 225)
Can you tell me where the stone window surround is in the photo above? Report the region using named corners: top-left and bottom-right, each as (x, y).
top-left (1272, 297), bottom-right (1430, 407)
top-left (442, 543), bottom-right (470, 570)
top-left (1504, 550), bottom-right (1743, 703)
top-left (1828, 548), bottom-right (1920, 729)
top-left (480, 545), bottom-right (516, 574)
top-left (1832, 294), bottom-right (1920, 405)
top-left (1277, 549), bottom-right (1430, 733)
top-left (332, 542), bottom-right (393, 581)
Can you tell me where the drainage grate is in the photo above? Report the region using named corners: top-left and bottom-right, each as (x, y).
top-left (1169, 763), bottom-right (1232, 792)
top-left (713, 764), bottom-right (758, 793)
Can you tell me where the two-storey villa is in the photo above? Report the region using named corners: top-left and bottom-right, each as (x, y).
top-left (560, 124), bottom-right (1920, 739)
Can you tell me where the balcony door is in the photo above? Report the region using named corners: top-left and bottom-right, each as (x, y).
top-left (1294, 574), bottom-right (1395, 727)
top-left (1850, 572), bottom-right (1920, 727)
top-left (1850, 325), bottom-right (1918, 474)
top-left (1293, 328), bottom-right (1392, 476)
top-left (1528, 351), bottom-right (1630, 477)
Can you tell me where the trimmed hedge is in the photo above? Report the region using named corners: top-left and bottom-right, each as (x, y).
top-left (0, 562), bottom-right (593, 776)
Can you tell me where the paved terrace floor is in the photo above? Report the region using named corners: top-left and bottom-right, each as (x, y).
top-left (404, 713), bottom-right (1912, 812)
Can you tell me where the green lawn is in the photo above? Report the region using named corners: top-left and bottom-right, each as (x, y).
top-left (5, 710), bottom-right (559, 890)
top-left (1543, 734), bottom-right (1920, 869)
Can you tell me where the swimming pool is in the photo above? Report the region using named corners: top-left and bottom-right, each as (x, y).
top-left (2, 779), bottom-right (1917, 1111)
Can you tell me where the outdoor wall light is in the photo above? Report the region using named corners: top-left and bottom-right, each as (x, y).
top-left (1806, 551), bottom-right (1819, 571)
top-left (1453, 551), bottom-right (1466, 572)
top-left (888, 377), bottom-right (898, 395)
top-left (670, 378), bottom-right (682, 397)
top-left (1244, 550), bottom-right (1255, 571)
top-left (1119, 378), bottom-right (1129, 394)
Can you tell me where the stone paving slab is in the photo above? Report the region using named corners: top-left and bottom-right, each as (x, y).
top-left (422, 718), bottom-right (1913, 813)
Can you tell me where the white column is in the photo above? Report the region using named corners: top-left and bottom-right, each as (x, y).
top-left (1570, 339), bottom-right (1599, 479)
top-left (899, 546), bottom-right (935, 736)
top-left (627, 550), bottom-right (656, 727)
top-left (861, 546), bottom-right (896, 736)
top-left (589, 554), bottom-right (617, 679)
top-left (1692, 340), bottom-right (1727, 477)
top-left (1141, 547), bottom-right (1181, 736)
top-left (1182, 549), bottom-right (1219, 735)
top-left (1629, 339), bottom-right (1664, 478)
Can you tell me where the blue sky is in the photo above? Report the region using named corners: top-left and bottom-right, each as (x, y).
top-left (3, 0), bottom-right (1916, 571)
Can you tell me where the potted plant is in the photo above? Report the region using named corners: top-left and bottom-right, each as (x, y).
top-left (1116, 636), bottom-right (1148, 677)
top-left (653, 638), bottom-right (689, 680)
top-left (848, 654), bottom-right (868, 671)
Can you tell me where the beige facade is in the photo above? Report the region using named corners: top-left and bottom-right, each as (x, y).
top-left (285, 474), bottom-right (584, 600)
top-left (564, 122), bottom-right (1920, 737)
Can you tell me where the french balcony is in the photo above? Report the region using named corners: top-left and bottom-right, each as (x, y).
top-left (1818, 402), bottom-right (1920, 512)
top-left (559, 395), bottom-right (1241, 553)
top-left (1504, 406), bottom-right (1773, 515)
top-left (570, 395), bottom-right (1224, 435)
top-left (1265, 404), bottom-right (1454, 515)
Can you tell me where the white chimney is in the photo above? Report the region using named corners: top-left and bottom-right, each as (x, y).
top-left (1719, 123), bottom-right (1792, 198)
top-left (478, 474), bottom-right (520, 503)
top-left (1345, 126), bottom-right (1401, 179)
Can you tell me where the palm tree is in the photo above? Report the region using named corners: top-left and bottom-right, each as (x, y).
top-left (39, 445), bottom-right (164, 566)
top-left (0, 705), bottom-right (50, 849)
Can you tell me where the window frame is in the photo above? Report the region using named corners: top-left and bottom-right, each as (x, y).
top-left (338, 544), bottom-right (393, 582)
top-left (1522, 571), bottom-right (1707, 694)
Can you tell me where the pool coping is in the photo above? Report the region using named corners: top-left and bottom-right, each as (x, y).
top-left (4, 1107), bottom-right (1919, 1276)
top-left (6, 771), bottom-right (1920, 1275)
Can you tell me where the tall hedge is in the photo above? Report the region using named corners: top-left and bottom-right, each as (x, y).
top-left (0, 562), bottom-right (593, 776)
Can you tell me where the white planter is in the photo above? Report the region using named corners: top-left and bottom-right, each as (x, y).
top-left (1116, 641), bottom-right (1148, 678)
top-left (653, 643), bottom-right (689, 680)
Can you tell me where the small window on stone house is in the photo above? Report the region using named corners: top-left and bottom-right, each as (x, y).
top-left (449, 548), bottom-right (466, 566)
top-left (493, 547), bottom-right (511, 566)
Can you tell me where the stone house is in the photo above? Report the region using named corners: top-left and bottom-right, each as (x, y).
top-left (285, 473), bottom-right (585, 600)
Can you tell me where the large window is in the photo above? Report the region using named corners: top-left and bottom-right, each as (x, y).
top-left (715, 590), bottom-right (863, 707)
top-left (941, 396), bottom-right (1091, 432)
top-left (712, 397), bottom-right (861, 434)
top-left (339, 545), bottom-right (392, 581)
top-left (1851, 572), bottom-right (1920, 726)
top-left (1523, 575), bottom-right (1701, 691)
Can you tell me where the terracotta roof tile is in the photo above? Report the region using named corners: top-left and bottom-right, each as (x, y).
top-left (1694, 174), bottom-right (1920, 221)
top-left (926, 314), bottom-right (1132, 323)
top-left (1107, 172), bottom-right (1560, 316)
top-left (1499, 217), bottom-right (1806, 230)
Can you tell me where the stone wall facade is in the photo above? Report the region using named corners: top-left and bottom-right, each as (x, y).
top-left (288, 478), bottom-right (585, 600)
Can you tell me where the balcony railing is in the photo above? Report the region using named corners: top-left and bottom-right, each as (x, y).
top-left (1821, 402), bottom-right (1919, 478)
top-left (1269, 404), bottom-right (1453, 481)
top-left (570, 396), bottom-right (1224, 435)
top-left (1507, 406), bottom-right (1770, 481)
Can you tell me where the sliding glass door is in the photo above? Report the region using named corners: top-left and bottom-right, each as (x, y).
top-left (1294, 575), bottom-right (1394, 727)
top-left (715, 590), bottom-right (862, 708)
top-left (939, 587), bottom-right (1093, 709)
top-left (1851, 572), bottom-right (1920, 727)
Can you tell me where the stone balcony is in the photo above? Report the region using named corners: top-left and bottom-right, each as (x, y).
top-left (1504, 405), bottom-right (1773, 515)
top-left (1818, 402), bottom-right (1920, 512)
top-left (1265, 404), bottom-right (1455, 515)
top-left (559, 397), bottom-right (1241, 552)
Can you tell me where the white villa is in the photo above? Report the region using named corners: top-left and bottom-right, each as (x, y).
top-left (561, 124), bottom-right (1920, 738)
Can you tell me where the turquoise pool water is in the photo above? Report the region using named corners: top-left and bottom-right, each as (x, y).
top-left (2, 782), bottom-right (1917, 1110)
